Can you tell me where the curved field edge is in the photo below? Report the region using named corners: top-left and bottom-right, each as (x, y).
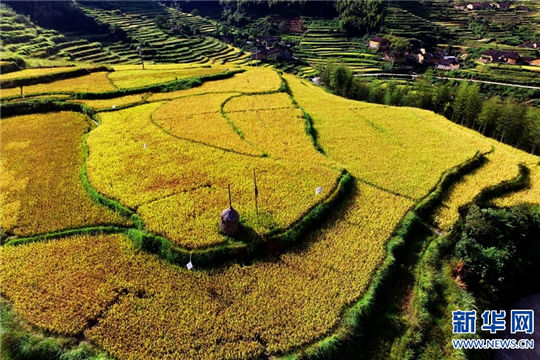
top-left (280, 74), bottom-right (324, 154)
top-left (0, 96), bottom-right (353, 268)
top-left (279, 150), bottom-right (490, 359)
top-left (389, 161), bottom-right (534, 360)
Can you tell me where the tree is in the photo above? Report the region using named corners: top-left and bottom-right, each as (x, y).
top-left (476, 96), bottom-right (500, 134)
top-left (521, 109), bottom-right (540, 154)
top-left (368, 82), bottom-right (385, 104)
top-left (384, 82), bottom-right (404, 106)
top-left (451, 82), bottom-right (468, 124)
top-left (433, 82), bottom-right (453, 115)
top-left (348, 78), bottom-right (370, 101)
top-left (330, 64), bottom-right (353, 96)
top-left (497, 100), bottom-right (526, 145)
top-left (462, 84), bottom-right (482, 128)
top-left (319, 60), bottom-right (336, 88)
top-left (455, 204), bottom-right (540, 304)
top-left (335, 0), bottom-right (386, 36)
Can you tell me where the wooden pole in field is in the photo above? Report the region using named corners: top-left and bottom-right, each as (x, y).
top-left (137, 33), bottom-right (145, 70)
top-left (253, 168), bottom-right (259, 220)
top-left (228, 183), bottom-right (232, 208)
top-left (20, 86), bottom-right (23, 98)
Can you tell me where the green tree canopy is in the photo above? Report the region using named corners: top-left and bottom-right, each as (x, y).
top-left (335, 0), bottom-right (386, 36)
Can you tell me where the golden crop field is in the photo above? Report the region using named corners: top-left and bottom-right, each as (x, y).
top-left (494, 165), bottom-right (540, 207)
top-left (284, 74), bottom-right (498, 200)
top-left (87, 101), bottom-right (339, 247)
top-left (147, 68), bottom-right (283, 101)
top-left (107, 67), bottom-right (226, 88)
top-left (69, 93), bottom-right (148, 111)
top-left (0, 66), bottom-right (77, 80)
top-left (435, 146), bottom-right (539, 229)
top-left (224, 92), bottom-right (293, 111)
top-left (112, 64), bottom-right (216, 71)
top-left (0, 112), bottom-right (128, 236)
top-left (1, 65), bottom-right (539, 360)
top-left (151, 93), bottom-right (260, 156)
top-left (1, 181), bottom-right (411, 359)
top-left (0, 72), bottom-right (116, 98)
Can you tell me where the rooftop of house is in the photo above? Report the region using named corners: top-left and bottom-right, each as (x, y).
top-left (482, 49), bottom-right (520, 59)
top-left (370, 36), bottom-right (390, 44)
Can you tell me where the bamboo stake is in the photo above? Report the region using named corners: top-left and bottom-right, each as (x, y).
top-left (228, 183), bottom-right (232, 208)
top-left (253, 169), bottom-right (259, 220)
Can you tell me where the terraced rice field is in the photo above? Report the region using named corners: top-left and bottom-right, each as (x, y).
top-left (1, 2), bottom-right (249, 67)
top-left (0, 5), bottom-right (126, 64)
top-left (1, 65), bottom-right (538, 360)
top-left (0, 64), bottom-right (233, 100)
top-left (434, 145), bottom-right (538, 230)
top-left (0, 66), bottom-right (77, 80)
top-left (0, 72), bottom-right (116, 98)
top-left (77, 1), bottom-right (250, 66)
top-left (291, 21), bottom-right (384, 75)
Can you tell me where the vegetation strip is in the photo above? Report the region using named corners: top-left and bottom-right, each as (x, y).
top-left (413, 150), bottom-right (490, 220)
top-left (281, 150), bottom-right (489, 359)
top-left (281, 75), bottom-right (325, 154)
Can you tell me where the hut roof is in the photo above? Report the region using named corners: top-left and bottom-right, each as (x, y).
top-left (221, 207), bottom-right (239, 222)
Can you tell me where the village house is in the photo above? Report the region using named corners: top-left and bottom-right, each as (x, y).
top-left (492, 1), bottom-right (511, 10)
top-left (519, 42), bottom-right (539, 49)
top-left (267, 16), bottom-right (306, 33)
top-left (466, 3), bottom-right (493, 10)
top-left (251, 47), bottom-right (268, 61)
top-left (368, 36), bottom-right (390, 51)
top-left (412, 48), bottom-right (461, 70)
top-left (250, 37), bottom-right (293, 62)
top-left (434, 58), bottom-right (461, 70)
top-left (480, 49), bottom-right (521, 64)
